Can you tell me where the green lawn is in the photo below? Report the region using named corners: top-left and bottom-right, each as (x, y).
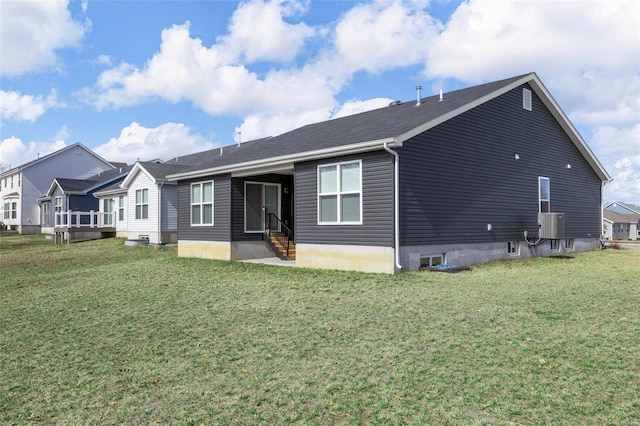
top-left (1, 235), bottom-right (639, 425)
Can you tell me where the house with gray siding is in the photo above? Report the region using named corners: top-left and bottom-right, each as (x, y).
top-left (167, 73), bottom-right (611, 273)
top-left (0, 143), bottom-right (115, 234)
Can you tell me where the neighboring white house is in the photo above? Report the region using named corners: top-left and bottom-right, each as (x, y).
top-left (603, 202), bottom-right (640, 241)
top-left (118, 161), bottom-right (195, 244)
top-left (0, 143), bottom-right (115, 234)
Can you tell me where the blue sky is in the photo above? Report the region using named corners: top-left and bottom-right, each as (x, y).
top-left (1, 0), bottom-right (639, 203)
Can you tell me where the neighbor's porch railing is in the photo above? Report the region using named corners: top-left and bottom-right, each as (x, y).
top-left (55, 211), bottom-right (117, 228)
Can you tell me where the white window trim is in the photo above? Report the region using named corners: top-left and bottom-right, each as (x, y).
top-left (244, 181), bottom-right (281, 233)
top-left (538, 176), bottom-right (550, 213)
top-left (191, 181), bottom-right (214, 226)
top-left (135, 188), bottom-right (149, 220)
top-left (507, 241), bottom-right (519, 256)
top-left (118, 195), bottom-right (125, 222)
top-left (317, 159), bottom-right (363, 225)
top-left (550, 239), bottom-right (559, 251)
top-left (565, 238), bottom-right (574, 251)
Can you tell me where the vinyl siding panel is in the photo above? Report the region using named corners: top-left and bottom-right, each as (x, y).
top-left (295, 151), bottom-right (394, 247)
top-left (178, 174), bottom-right (231, 242)
top-left (127, 170), bottom-right (159, 240)
top-left (398, 83), bottom-right (602, 246)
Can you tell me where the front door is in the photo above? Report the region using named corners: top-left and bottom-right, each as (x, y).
top-left (245, 182), bottom-right (280, 233)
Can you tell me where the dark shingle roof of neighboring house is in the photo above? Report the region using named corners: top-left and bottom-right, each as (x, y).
top-left (44, 165), bottom-right (134, 197)
top-left (166, 72), bottom-right (611, 182)
top-left (54, 178), bottom-right (99, 193)
top-left (603, 210), bottom-right (640, 223)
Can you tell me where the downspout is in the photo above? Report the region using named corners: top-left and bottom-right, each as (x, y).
top-left (383, 142), bottom-right (402, 271)
top-left (158, 182), bottom-right (164, 245)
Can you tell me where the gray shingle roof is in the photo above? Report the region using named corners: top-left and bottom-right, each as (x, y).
top-left (604, 210), bottom-right (640, 223)
top-left (178, 74), bottom-right (529, 172)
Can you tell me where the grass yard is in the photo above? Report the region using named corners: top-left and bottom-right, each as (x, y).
top-left (1, 235), bottom-right (639, 425)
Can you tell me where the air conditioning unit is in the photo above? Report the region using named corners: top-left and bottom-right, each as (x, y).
top-left (538, 213), bottom-right (564, 239)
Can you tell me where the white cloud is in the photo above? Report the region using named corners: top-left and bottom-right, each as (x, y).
top-left (0, 90), bottom-right (63, 123)
top-left (219, 0), bottom-right (315, 63)
top-left (605, 155), bottom-right (640, 204)
top-left (332, 0), bottom-right (438, 74)
top-left (93, 122), bottom-right (217, 165)
top-left (331, 98), bottom-right (394, 119)
top-left (0, 0), bottom-right (88, 76)
top-left (0, 136), bottom-right (67, 169)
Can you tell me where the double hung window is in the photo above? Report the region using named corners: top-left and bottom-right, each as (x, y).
top-left (318, 161), bottom-right (362, 224)
top-left (135, 189), bottom-right (148, 220)
top-left (539, 177), bottom-right (550, 213)
top-left (191, 181), bottom-right (213, 225)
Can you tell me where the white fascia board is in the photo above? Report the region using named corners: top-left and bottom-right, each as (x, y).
top-left (44, 179), bottom-right (61, 197)
top-left (93, 187), bottom-right (128, 198)
top-left (396, 74), bottom-right (535, 145)
top-left (120, 163), bottom-right (157, 188)
top-left (167, 137), bottom-right (398, 181)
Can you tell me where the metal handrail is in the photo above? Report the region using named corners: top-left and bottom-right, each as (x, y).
top-left (264, 209), bottom-right (293, 259)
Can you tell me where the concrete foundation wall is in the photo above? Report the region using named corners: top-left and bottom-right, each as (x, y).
top-left (400, 238), bottom-right (600, 271)
top-left (178, 240), bottom-right (231, 260)
top-left (296, 243), bottom-right (395, 274)
top-left (231, 241), bottom-right (274, 260)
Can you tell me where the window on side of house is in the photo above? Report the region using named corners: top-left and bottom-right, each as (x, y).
top-left (550, 239), bottom-right (559, 251)
top-left (420, 254), bottom-right (445, 268)
top-left (42, 202), bottom-right (51, 225)
top-left (191, 181), bottom-right (214, 225)
top-left (539, 176), bottom-right (550, 213)
top-left (10, 202), bottom-right (17, 219)
top-left (523, 88), bottom-right (532, 111)
top-left (507, 241), bottom-right (519, 255)
top-left (565, 238), bottom-right (574, 250)
top-left (318, 160), bottom-right (362, 224)
top-left (118, 195), bottom-right (125, 221)
top-left (3, 202), bottom-right (9, 220)
top-left (54, 196), bottom-right (63, 225)
top-left (135, 189), bottom-right (149, 220)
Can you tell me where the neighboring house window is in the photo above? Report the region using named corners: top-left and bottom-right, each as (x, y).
top-left (3, 202), bottom-right (9, 220)
top-left (103, 198), bottom-right (114, 225)
top-left (539, 177), bottom-right (550, 213)
top-left (54, 196), bottom-right (63, 225)
top-left (523, 88), bottom-right (532, 111)
top-left (191, 181), bottom-right (214, 225)
top-left (42, 202), bottom-right (51, 225)
top-left (118, 195), bottom-right (125, 221)
top-left (318, 160), bottom-right (362, 224)
top-left (550, 239), bottom-right (559, 251)
top-left (11, 176), bottom-right (14, 188)
top-left (18, 173), bottom-right (20, 187)
top-left (565, 238), bottom-right (574, 250)
top-left (507, 241), bottom-right (519, 255)
top-left (135, 189), bottom-right (149, 220)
